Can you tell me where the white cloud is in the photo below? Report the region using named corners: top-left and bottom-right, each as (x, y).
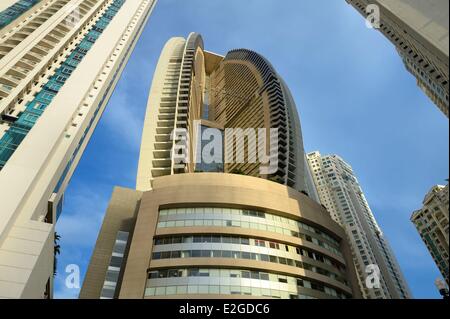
top-left (102, 87), bottom-right (144, 151)
top-left (56, 184), bottom-right (109, 247)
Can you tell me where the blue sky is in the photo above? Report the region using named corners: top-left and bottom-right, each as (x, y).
top-left (54, 0), bottom-right (449, 299)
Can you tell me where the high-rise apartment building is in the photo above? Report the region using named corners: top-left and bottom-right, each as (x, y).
top-left (306, 152), bottom-right (411, 299)
top-left (80, 33), bottom-right (361, 299)
top-left (0, 0), bottom-right (157, 298)
top-left (135, 34), bottom-right (319, 198)
top-left (411, 184), bottom-right (449, 285)
top-left (0, 1), bottom-right (41, 29)
top-left (346, 0), bottom-right (449, 117)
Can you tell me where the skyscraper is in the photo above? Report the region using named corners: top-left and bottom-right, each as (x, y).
top-left (80, 33), bottom-right (361, 299)
top-left (136, 35), bottom-right (319, 198)
top-left (411, 184), bottom-right (449, 285)
top-left (346, 0), bottom-right (449, 117)
top-left (307, 152), bottom-right (411, 299)
top-left (0, 0), bottom-right (157, 298)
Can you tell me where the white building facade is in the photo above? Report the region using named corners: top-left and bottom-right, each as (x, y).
top-left (0, 0), bottom-right (157, 298)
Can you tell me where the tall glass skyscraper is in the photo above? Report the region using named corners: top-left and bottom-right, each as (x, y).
top-left (0, 0), bottom-right (157, 298)
top-left (80, 33), bottom-right (362, 299)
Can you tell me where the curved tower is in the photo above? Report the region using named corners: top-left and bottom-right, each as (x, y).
top-left (136, 33), bottom-right (317, 198)
top-left (82, 34), bottom-right (360, 299)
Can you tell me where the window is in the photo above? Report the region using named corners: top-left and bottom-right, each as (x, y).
top-left (311, 282), bottom-right (325, 292)
top-left (222, 251), bottom-right (232, 258)
top-left (212, 236), bottom-right (221, 243)
top-left (232, 237), bottom-right (240, 244)
top-left (241, 252), bottom-right (251, 259)
top-left (222, 236), bottom-right (232, 244)
top-left (148, 272), bottom-right (158, 279)
top-left (171, 251), bottom-right (181, 258)
top-left (260, 273), bottom-right (269, 281)
top-left (269, 242), bottom-right (279, 249)
top-left (202, 236), bottom-right (212, 243)
top-left (188, 269), bottom-right (199, 277)
top-left (240, 238), bottom-right (250, 245)
top-left (255, 239), bottom-right (266, 247)
top-left (161, 251), bottom-right (171, 259)
top-left (201, 250), bottom-right (211, 257)
top-left (168, 269), bottom-right (182, 277)
top-left (152, 252), bottom-right (161, 260)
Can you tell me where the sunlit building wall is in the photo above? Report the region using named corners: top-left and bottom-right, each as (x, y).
top-left (80, 34), bottom-right (361, 300)
top-left (346, 0), bottom-right (449, 117)
top-left (307, 151), bottom-right (411, 299)
top-left (0, 0), bottom-right (157, 298)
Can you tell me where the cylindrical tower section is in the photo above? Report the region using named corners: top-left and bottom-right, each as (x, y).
top-left (119, 173), bottom-right (362, 299)
top-left (136, 37), bottom-right (187, 191)
top-left (209, 49), bottom-right (311, 194)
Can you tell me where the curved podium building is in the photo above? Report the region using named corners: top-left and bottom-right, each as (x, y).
top-left (80, 33), bottom-right (361, 299)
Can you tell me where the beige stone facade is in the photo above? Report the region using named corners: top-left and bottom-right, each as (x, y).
top-left (81, 173), bottom-right (362, 299)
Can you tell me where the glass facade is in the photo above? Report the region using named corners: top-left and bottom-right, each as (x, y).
top-left (152, 235), bottom-right (348, 284)
top-left (0, 0), bottom-right (40, 30)
top-left (157, 207), bottom-right (342, 257)
top-left (195, 125), bottom-right (224, 173)
top-left (0, 0), bottom-right (127, 170)
top-left (145, 268), bottom-right (350, 299)
top-left (100, 231), bottom-right (129, 299)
